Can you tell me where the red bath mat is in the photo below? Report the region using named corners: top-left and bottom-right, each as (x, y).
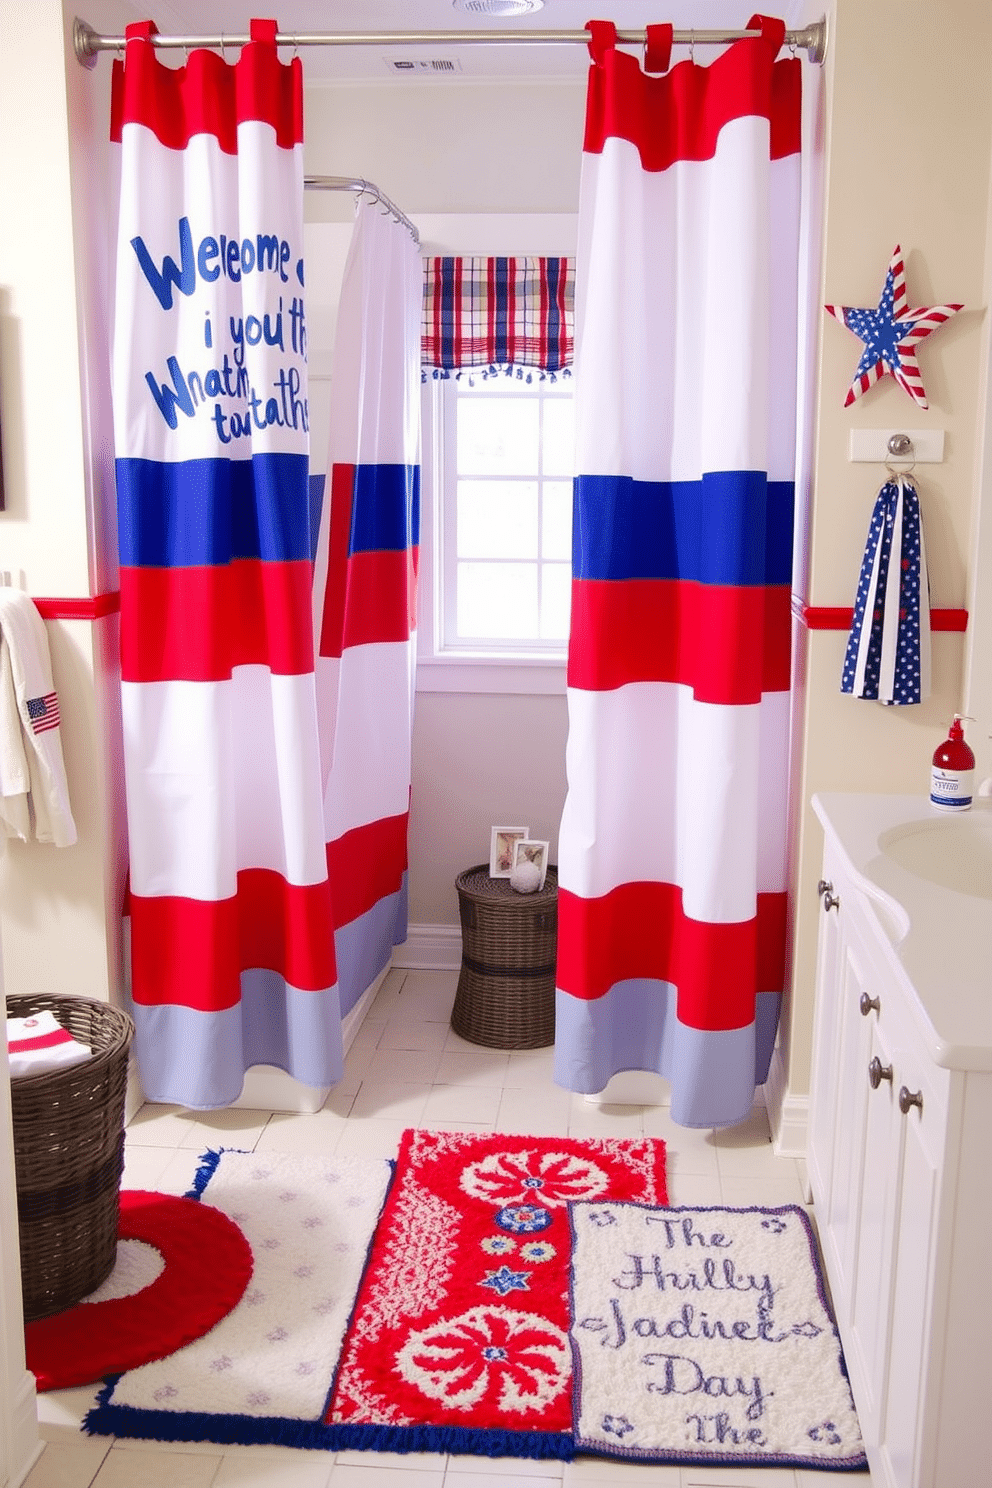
top-left (25, 1189), bottom-right (253, 1391)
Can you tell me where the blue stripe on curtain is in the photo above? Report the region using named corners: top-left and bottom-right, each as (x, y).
top-left (572, 473), bottom-right (795, 585)
top-left (350, 465), bottom-right (421, 555)
top-left (118, 454), bottom-right (312, 566)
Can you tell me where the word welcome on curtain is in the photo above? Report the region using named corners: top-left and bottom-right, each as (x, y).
top-left (113, 20), bottom-right (343, 1106)
top-left (555, 17), bottom-right (801, 1127)
top-left (312, 201), bottom-right (422, 1019)
top-left (421, 256), bottom-right (574, 377)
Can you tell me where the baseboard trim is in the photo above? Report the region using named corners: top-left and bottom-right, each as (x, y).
top-left (392, 923), bottom-right (462, 971)
top-left (765, 1043), bottom-right (809, 1158)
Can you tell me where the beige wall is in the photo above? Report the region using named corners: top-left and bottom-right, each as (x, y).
top-left (786, 0), bottom-right (992, 1100)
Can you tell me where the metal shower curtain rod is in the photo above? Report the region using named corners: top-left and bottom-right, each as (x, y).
top-left (305, 174), bottom-right (419, 245)
top-left (73, 17), bottom-right (828, 66)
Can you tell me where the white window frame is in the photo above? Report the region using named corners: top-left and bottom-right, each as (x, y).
top-left (416, 374), bottom-right (571, 696)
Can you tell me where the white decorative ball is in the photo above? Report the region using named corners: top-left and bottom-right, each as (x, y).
top-left (510, 859), bottom-right (542, 894)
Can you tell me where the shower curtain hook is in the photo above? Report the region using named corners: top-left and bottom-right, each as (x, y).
top-left (219, 32), bottom-right (227, 61)
top-left (689, 29), bottom-right (695, 62)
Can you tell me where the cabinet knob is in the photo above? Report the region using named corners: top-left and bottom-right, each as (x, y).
top-left (868, 1056), bottom-right (893, 1089)
top-left (899, 1086), bottom-right (924, 1116)
top-left (859, 992), bottom-right (880, 1017)
top-left (817, 879), bottom-right (840, 913)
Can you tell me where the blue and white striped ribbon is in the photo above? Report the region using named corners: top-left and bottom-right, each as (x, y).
top-left (841, 475), bottom-right (931, 705)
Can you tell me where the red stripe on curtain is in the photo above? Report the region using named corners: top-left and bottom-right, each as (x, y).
top-left (319, 463), bottom-right (357, 661)
top-left (567, 581), bottom-right (791, 701)
top-left (110, 23), bottom-right (304, 150)
top-left (326, 811), bottom-right (410, 930)
top-left (129, 873), bottom-right (336, 1010)
top-left (120, 561), bottom-right (315, 681)
top-left (556, 884), bottom-right (788, 1028)
top-left (341, 550), bottom-right (420, 651)
top-left (584, 43), bottom-right (801, 167)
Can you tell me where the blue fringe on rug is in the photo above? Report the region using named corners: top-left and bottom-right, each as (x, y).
top-left (84, 1379), bottom-right (574, 1459)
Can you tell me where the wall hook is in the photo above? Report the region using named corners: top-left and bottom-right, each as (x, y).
top-left (885, 432), bottom-right (916, 479)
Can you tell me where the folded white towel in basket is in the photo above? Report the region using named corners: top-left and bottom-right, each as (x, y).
top-left (6, 1010), bottom-right (92, 1079)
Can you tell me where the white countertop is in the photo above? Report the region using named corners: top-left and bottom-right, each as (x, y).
top-left (812, 792), bottom-right (992, 1072)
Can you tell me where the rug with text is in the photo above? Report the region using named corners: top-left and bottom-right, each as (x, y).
top-left (323, 1128), bottom-right (669, 1458)
top-left (570, 1201), bottom-right (867, 1471)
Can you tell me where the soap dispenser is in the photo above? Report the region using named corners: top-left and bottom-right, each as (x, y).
top-left (930, 715), bottom-right (975, 811)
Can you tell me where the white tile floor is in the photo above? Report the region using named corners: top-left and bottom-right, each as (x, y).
top-left (26, 969), bottom-right (871, 1488)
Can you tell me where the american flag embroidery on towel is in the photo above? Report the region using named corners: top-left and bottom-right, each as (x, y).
top-left (841, 475), bottom-right (931, 706)
top-left (26, 691), bottom-right (60, 733)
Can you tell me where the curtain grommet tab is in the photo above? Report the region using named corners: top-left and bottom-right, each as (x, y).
top-left (747, 13), bottom-right (787, 53)
top-left (644, 24), bottom-right (673, 74)
top-left (249, 18), bottom-right (279, 45)
top-left (585, 19), bottom-right (617, 65)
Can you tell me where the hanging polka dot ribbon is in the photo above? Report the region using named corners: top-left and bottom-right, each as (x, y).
top-left (841, 474), bottom-right (931, 706)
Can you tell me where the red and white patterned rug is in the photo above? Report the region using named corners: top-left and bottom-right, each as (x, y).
top-left (325, 1128), bottom-right (669, 1457)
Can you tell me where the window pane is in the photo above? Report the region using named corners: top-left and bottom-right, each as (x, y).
top-left (542, 480), bottom-right (573, 561)
top-left (540, 563), bottom-right (572, 642)
top-left (458, 481), bottom-right (537, 559)
top-left (457, 562), bottom-right (539, 639)
top-left (457, 397), bottom-right (539, 476)
top-left (542, 397), bottom-right (576, 477)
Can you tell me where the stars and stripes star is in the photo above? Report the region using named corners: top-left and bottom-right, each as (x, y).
top-left (825, 244), bottom-right (962, 409)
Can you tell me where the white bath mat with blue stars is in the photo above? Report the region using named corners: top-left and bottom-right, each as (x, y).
top-left (570, 1203), bottom-right (867, 1470)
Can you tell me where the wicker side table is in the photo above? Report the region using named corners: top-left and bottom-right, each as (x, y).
top-left (451, 864), bottom-right (558, 1050)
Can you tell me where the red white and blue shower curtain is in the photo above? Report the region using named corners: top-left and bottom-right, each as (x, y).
top-left (554, 17), bottom-right (801, 1128)
top-left (112, 21), bottom-right (343, 1106)
top-left (312, 200), bottom-right (421, 1017)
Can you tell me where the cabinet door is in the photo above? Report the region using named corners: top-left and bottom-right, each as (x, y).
top-left (848, 1013), bottom-right (900, 1442)
top-left (824, 939), bottom-right (875, 1310)
top-left (807, 868), bottom-right (844, 1210)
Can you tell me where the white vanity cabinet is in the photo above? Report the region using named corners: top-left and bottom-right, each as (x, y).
top-left (808, 794), bottom-right (992, 1488)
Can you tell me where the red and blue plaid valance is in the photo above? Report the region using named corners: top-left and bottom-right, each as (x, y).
top-left (422, 256), bottom-right (574, 377)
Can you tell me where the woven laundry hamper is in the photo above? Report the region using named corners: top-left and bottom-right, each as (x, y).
top-left (452, 864), bottom-right (558, 1049)
top-left (6, 991), bottom-right (134, 1321)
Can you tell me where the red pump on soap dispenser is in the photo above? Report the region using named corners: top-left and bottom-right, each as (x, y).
top-left (930, 715), bottom-right (975, 811)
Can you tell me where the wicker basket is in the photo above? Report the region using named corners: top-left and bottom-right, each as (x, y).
top-left (6, 991), bottom-right (134, 1321)
top-left (451, 864), bottom-right (558, 1050)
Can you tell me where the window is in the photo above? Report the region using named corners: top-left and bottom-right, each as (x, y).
top-left (419, 372), bottom-right (574, 688)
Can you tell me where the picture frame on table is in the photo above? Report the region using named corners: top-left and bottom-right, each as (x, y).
top-left (490, 826), bottom-right (530, 878)
top-left (512, 838), bottom-right (549, 890)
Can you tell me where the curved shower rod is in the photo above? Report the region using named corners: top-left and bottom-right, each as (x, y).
top-left (306, 174), bottom-right (419, 246)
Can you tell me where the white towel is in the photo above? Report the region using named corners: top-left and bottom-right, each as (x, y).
top-left (0, 588), bottom-right (76, 846)
top-left (6, 1011), bottom-right (92, 1078)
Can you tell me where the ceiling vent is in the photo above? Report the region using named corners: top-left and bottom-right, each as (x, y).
top-left (453, 0), bottom-right (545, 15)
top-left (386, 56), bottom-right (463, 74)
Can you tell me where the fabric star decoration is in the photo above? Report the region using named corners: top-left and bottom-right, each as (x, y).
top-left (825, 244), bottom-right (962, 409)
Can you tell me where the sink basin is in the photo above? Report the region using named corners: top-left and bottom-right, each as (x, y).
top-left (879, 811), bottom-right (992, 900)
